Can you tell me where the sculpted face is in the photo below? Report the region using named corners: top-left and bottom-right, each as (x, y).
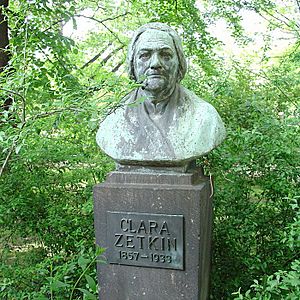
top-left (133, 29), bottom-right (179, 95)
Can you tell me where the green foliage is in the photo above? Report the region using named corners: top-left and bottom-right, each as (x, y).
top-left (0, 0), bottom-right (299, 299)
top-left (0, 246), bottom-right (105, 299)
top-left (233, 198), bottom-right (300, 299)
top-left (233, 260), bottom-right (300, 300)
top-left (198, 49), bottom-right (299, 298)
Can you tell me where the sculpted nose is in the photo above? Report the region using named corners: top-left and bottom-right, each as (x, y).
top-left (149, 53), bottom-right (162, 69)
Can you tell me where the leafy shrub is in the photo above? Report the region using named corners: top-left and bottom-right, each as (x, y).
top-left (233, 198), bottom-right (300, 299)
top-left (0, 246), bottom-right (105, 300)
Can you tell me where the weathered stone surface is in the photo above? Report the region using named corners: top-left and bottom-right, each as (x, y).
top-left (96, 23), bottom-right (226, 167)
top-left (94, 168), bottom-right (213, 300)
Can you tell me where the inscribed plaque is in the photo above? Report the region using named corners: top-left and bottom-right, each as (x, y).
top-left (106, 211), bottom-right (184, 270)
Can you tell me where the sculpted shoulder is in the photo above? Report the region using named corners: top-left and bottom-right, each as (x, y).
top-left (170, 86), bottom-right (226, 160)
top-left (96, 91), bottom-right (139, 159)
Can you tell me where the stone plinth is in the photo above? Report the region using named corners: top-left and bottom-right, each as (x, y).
top-left (93, 168), bottom-right (213, 300)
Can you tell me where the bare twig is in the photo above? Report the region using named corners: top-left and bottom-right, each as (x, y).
top-left (0, 87), bottom-right (26, 123)
top-left (81, 52), bottom-right (103, 69)
top-left (209, 173), bottom-right (214, 198)
top-left (250, 5), bottom-right (299, 36)
top-left (0, 120), bottom-right (26, 177)
top-left (42, 18), bottom-right (66, 34)
top-left (111, 61), bottom-right (124, 73)
top-left (101, 22), bottom-right (124, 45)
top-left (274, 8), bottom-right (299, 26)
top-left (75, 14), bottom-right (126, 45)
top-left (33, 107), bottom-right (84, 119)
top-left (100, 45), bottom-right (124, 65)
top-left (0, 145), bottom-right (14, 176)
top-left (75, 12), bottom-right (129, 25)
top-left (42, 11), bottom-right (130, 34)
top-left (80, 42), bottom-right (112, 69)
top-left (0, 87), bottom-right (25, 102)
top-left (261, 7), bottom-right (300, 30)
top-left (273, 10), bottom-right (299, 29)
top-left (36, 41), bottom-right (69, 72)
top-left (36, 44), bottom-right (55, 65)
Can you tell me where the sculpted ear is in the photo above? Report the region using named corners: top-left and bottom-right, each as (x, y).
top-left (132, 58), bottom-right (138, 82)
top-left (128, 57), bottom-right (136, 81)
top-left (177, 69), bottom-right (182, 82)
top-left (176, 66), bottom-right (185, 83)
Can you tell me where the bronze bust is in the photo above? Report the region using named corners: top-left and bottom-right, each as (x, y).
top-left (96, 23), bottom-right (226, 169)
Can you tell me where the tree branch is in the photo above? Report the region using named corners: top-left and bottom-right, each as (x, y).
top-left (98, 45), bottom-right (124, 67)
top-left (35, 41), bottom-right (69, 72)
top-left (0, 121), bottom-right (25, 177)
top-left (75, 14), bottom-right (127, 45)
top-left (0, 87), bottom-right (25, 102)
top-left (41, 11), bottom-right (130, 37)
top-left (82, 45), bottom-right (125, 78)
top-left (250, 5), bottom-right (299, 36)
top-left (80, 42), bottom-right (112, 69)
top-left (42, 18), bottom-right (67, 34)
top-left (111, 61), bottom-right (124, 73)
top-left (261, 7), bottom-right (300, 30)
top-left (32, 107), bottom-right (84, 120)
top-left (0, 105), bottom-right (83, 176)
top-left (0, 144), bottom-right (14, 176)
top-left (76, 12), bottom-right (129, 25)
top-left (0, 87), bottom-right (26, 123)
top-left (274, 8), bottom-right (299, 28)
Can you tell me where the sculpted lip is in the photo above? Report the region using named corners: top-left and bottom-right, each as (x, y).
top-left (146, 73), bottom-right (166, 78)
top-left (148, 75), bottom-right (164, 78)
top-left (146, 70), bottom-right (165, 75)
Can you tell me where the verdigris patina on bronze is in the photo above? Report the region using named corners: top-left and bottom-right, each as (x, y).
top-left (96, 22), bottom-right (226, 168)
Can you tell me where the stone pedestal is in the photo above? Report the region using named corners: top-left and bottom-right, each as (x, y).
top-left (93, 168), bottom-right (213, 300)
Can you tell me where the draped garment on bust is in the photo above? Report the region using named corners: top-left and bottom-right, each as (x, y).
top-left (96, 84), bottom-right (226, 166)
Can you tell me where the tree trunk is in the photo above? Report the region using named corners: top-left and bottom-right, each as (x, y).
top-left (0, 0), bottom-right (12, 116)
top-left (0, 0), bottom-right (9, 73)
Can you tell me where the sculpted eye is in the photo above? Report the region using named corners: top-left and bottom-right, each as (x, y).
top-left (139, 52), bottom-right (150, 60)
top-left (161, 52), bottom-right (172, 60)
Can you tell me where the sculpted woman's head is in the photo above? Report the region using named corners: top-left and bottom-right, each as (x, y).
top-left (127, 23), bottom-right (187, 92)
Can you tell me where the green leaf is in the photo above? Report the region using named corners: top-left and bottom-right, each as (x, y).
top-left (50, 279), bottom-right (68, 291)
top-left (15, 144), bottom-right (22, 154)
top-left (95, 246), bottom-right (106, 256)
top-left (78, 256), bottom-right (91, 270)
top-left (85, 274), bottom-right (97, 293)
top-left (34, 295), bottom-right (49, 300)
top-left (0, 131), bottom-right (5, 142)
top-left (77, 288), bottom-right (97, 300)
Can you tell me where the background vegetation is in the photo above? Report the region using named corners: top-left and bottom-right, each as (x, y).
top-left (0, 0), bottom-right (299, 299)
